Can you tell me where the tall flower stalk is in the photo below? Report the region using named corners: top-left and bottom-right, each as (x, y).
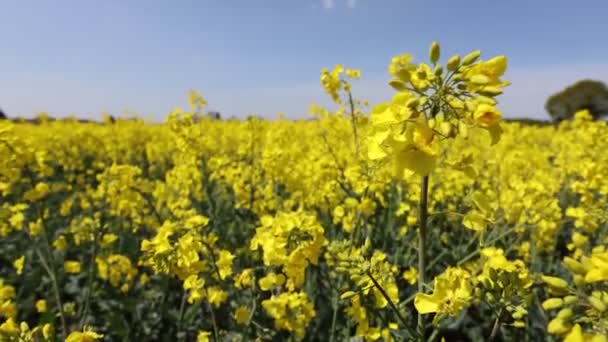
top-left (366, 41), bottom-right (509, 339)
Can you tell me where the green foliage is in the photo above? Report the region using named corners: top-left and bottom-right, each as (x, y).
top-left (545, 80), bottom-right (608, 121)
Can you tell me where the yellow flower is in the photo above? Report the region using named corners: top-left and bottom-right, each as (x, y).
top-left (415, 267), bottom-right (472, 317)
top-left (235, 268), bottom-right (254, 289)
top-left (197, 330), bottom-right (211, 342)
top-left (35, 299), bottom-right (47, 313)
top-left (320, 65), bottom-right (345, 103)
top-left (464, 55), bottom-right (508, 92)
top-left (215, 250), bottom-right (235, 280)
top-left (389, 54), bottom-right (416, 82)
top-left (262, 292), bottom-right (316, 339)
top-left (42, 324), bottom-right (53, 339)
top-left (0, 318), bottom-right (19, 336)
top-left (100, 233), bottom-right (118, 248)
top-left (574, 109), bottom-right (593, 121)
top-left (372, 117), bottom-right (439, 177)
top-left (53, 236), bottom-right (68, 251)
top-left (13, 256), bottom-right (25, 275)
top-left (234, 305), bottom-right (250, 325)
top-left (65, 327), bottom-right (104, 342)
top-left (24, 182), bottom-right (50, 202)
top-left (64, 260), bottom-right (82, 274)
top-left (402, 267), bottom-right (418, 285)
top-left (345, 69), bottom-right (361, 80)
top-left (411, 63), bottom-right (435, 91)
top-left (207, 286), bottom-right (227, 308)
top-left (258, 272), bottom-right (286, 291)
top-left (183, 275), bottom-right (205, 304)
top-left (473, 104), bottom-right (501, 127)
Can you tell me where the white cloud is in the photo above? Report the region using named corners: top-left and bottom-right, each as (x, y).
top-left (320, 0), bottom-right (357, 11)
top-left (321, 0), bottom-right (335, 10)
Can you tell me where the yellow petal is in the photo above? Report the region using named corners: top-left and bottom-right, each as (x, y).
top-left (414, 293), bottom-right (439, 314)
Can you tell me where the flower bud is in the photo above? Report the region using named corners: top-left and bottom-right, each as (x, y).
top-left (542, 298), bottom-right (564, 310)
top-left (389, 78), bottom-right (408, 92)
top-left (447, 55), bottom-right (460, 71)
top-left (476, 96), bottom-right (497, 105)
top-left (477, 86), bottom-right (503, 96)
top-left (42, 324), bottom-right (53, 339)
top-left (340, 291), bottom-right (357, 300)
top-left (512, 310), bottom-right (525, 320)
top-left (547, 318), bottom-right (570, 334)
top-left (589, 295), bottom-right (607, 312)
top-left (429, 41), bottom-right (440, 65)
top-left (406, 98), bottom-right (419, 109)
top-left (462, 50), bottom-right (481, 66)
top-left (563, 295), bottom-right (578, 305)
top-left (573, 274), bottom-right (584, 287)
top-left (434, 66), bottom-right (444, 77)
top-left (542, 276), bottom-right (569, 289)
top-left (563, 257), bottom-right (586, 274)
top-left (557, 308), bottom-right (573, 319)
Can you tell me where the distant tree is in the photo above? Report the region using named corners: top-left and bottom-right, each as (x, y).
top-left (0, 108), bottom-right (6, 120)
top-left (207, 111), bottom-right (221, 120)
top-left (545, 80), bottom-right (608, 121)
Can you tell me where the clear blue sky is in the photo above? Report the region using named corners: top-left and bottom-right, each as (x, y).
top-left (1, 0), bottom-right (607, 120)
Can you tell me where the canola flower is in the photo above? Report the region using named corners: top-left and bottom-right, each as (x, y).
top-left (0, 43), bottom-right (607, 341)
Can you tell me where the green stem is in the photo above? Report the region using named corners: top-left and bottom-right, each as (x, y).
top-left (34, 246), bottom-right (67, 339)
top-left (489, 308), bottom-right (503, 340)
top-left (329, 296), bottom-right (339, 342)
top-left (79, 235), bottom-right (97, 328)
top-left (456, 226), bottom-right (516, 266)
top-left (207, 300), bottom-right (220, 341)
top-left (176, 291), bottom-right (187, 341)
top-left (417, 175), bottom-right (429, 341)
top-left (346, 89), bottom-right (360, 158)
top-left (366, 271), bottom-right (408, 329)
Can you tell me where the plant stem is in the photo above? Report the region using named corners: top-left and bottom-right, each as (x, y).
top-left (329, 296), bottom-right (339, 342)
top-left (456, 226), bottom-right (516, 266)
top-left (366, 271), bottom-right (409, 329)
top-left (417, 175), bottom-right (429, 341)
top-left (34, 246), bottom-right (67, 339)
top-left (346, 90), bottom-right (359, 158)
top-left (207, 301), bottom-right (220, 341)
top-left (176, 291), bottom-right (187, 341)
top-left (489, 308), bottom-right (503, 340)
top-left (79, 237), bottom-right (97, 328)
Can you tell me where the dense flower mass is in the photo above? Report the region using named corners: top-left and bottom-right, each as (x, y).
top-left (0, 43), bottom-right (607, 341)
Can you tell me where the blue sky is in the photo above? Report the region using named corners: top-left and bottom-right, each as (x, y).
top-left (1, 0), bottom-right (607, 120)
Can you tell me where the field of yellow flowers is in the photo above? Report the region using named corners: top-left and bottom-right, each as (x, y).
top-left (1, 43), bottom-right (607, 341)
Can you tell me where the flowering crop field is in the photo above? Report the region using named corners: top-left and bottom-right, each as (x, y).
top-left (1, 43), bottom-right (607, 342)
